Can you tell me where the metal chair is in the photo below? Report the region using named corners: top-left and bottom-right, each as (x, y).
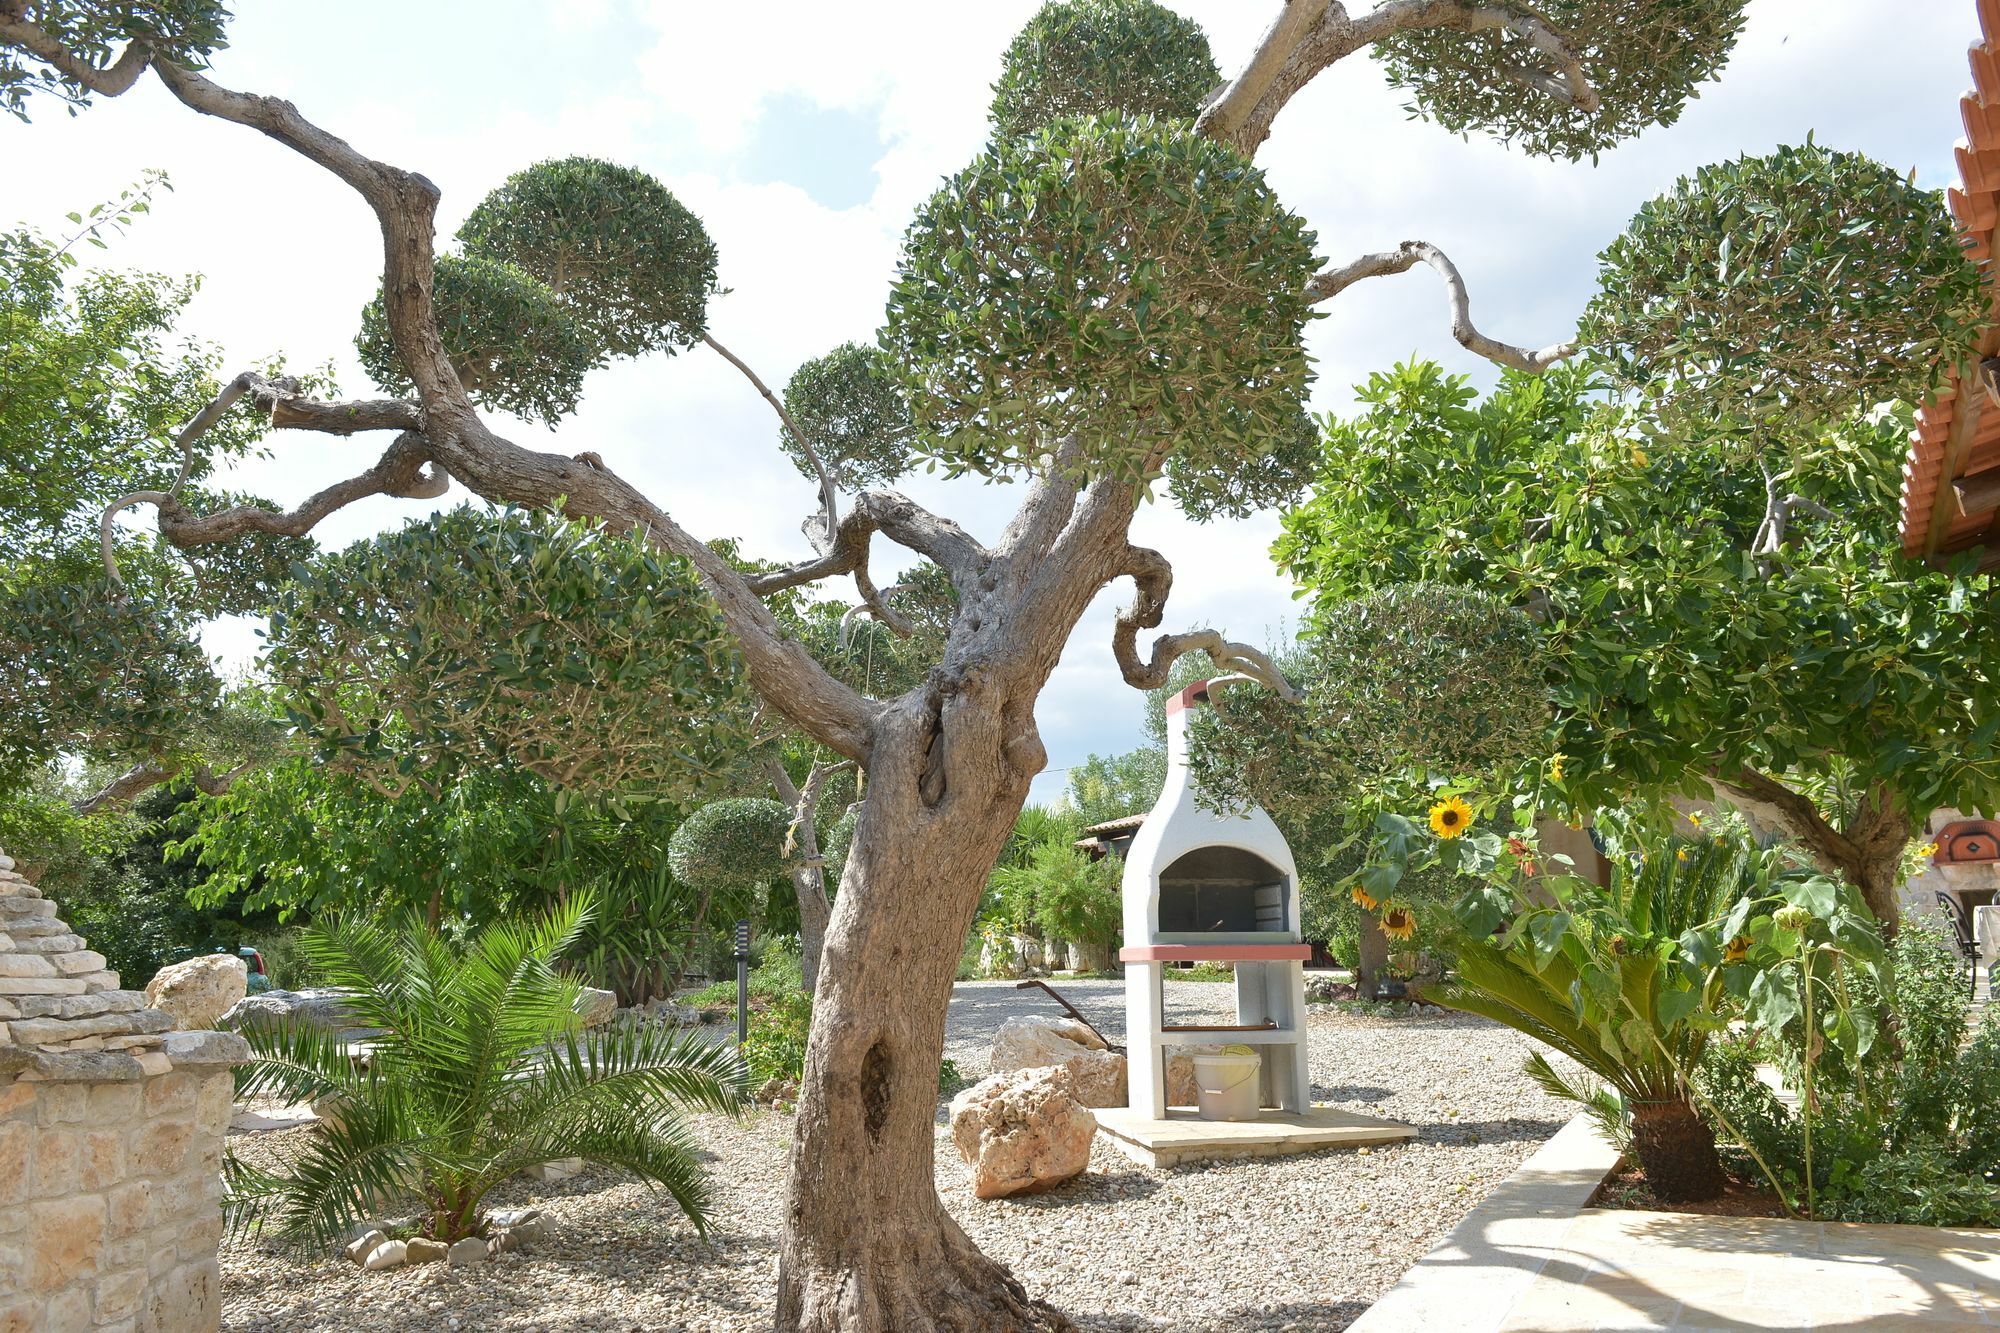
top-left (1936, 891), bottom-right (1983, 1000)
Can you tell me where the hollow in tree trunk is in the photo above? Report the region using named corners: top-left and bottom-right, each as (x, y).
top-left (1629, 1096), bottom-right (1727, 1203)
top-left (1354, 909), bottom-right (1391, 1001)
top-left (776, 699), bottom-right (1075, 1332)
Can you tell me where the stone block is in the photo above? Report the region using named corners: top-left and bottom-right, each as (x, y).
top-left (0, 1122), bottom-right (25, 1206)
top-left (158, 1032), bottom-right (246, 1068)
top-left (34, 1083), bottom-right (86, 1126)
top-left (173, 1217), bottom-right (222, 1260)
top-left (8, 932), bottom-right (83, 955)
top-left (107, 1183), bottom-right (151, 1240)
top-left (0, 956), bottom-right (54, 979)
top-left (7, 1009), bottom-right (172, 1048)
top-left (97, 1266), bottom-right (147, 1322)
top-left (0, 977), bottom-right (87, 997)
top-left (75, 972), bottom-right (121, 992)
top-left (8, 1050), bottom-right (143, 1083)
top-left (2, 917), bottom-right (62, 938)
top-left (0, 1080), bottom-right (30, 1119)
top-left (49, 951), bottom-right (107, 978)
top-left (45, 1289), bottom-right (88, 1331)
top-left (142, 1074), bottom-right (193, 1116)
top-left (133, 1053), bottom-right (169, 1079)
top-left (193, 1076), bottom-right (232, 1134)
top-left (14, 992), bottom-right (136, 1021)
top-left (0, 999), bottom-right (15, 1021)
top-left (86, 1084), bottom-right (142, 1120)
top-left (0, 896), bottom-right (55, 917)
top-left (26, 1194), bottom-right (104, 1294)
top-left (79, 1130), bottom-right (123, 1191)
top-left (29, 1125), bottom-right (78, 1198)
top-left (128, 1121), bottom-right (192, 1176)
top-left (140, 1258), bottom-right (218, 1333)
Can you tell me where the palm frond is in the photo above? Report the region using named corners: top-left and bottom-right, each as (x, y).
top-left (234, 1018), bottom-right (367, 1106)
top-left (1523, 1050), bottom-right (1630, 1149)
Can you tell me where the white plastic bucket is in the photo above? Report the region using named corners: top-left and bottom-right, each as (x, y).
top-left (1190, 1048), bottom-right (1262, 1121)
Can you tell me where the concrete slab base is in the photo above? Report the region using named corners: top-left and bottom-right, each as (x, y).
top-left (1091, 1103), bottom-right (1417, 1167)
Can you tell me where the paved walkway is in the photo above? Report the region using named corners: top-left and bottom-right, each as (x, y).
top-left (1352, 1118), bottom-right (2000, 1332)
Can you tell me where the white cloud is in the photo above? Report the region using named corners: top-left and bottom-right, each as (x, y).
top-left (5, 0), bottom-right (1978, 809)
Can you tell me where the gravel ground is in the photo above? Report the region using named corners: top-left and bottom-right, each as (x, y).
top-left (219, 979), bottom-right (1573, 1332)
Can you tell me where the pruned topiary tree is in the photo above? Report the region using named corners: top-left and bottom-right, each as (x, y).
top-left (668, 796), bottom-right (800, 989)
top-left (11, 0), bottom-right (1977, 1325)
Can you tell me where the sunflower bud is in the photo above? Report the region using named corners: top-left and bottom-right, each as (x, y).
top-left (1773, 904), bottom-right (1812, 932)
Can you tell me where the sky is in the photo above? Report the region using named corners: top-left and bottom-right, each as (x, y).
top-left (3, 0), bottom-right (1979, 806)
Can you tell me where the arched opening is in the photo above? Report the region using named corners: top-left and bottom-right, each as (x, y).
top-left (1156, 845), bottom-right (1288, 935)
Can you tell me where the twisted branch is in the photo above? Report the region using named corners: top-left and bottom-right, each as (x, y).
top-left (73, 760), bottom-right (247, 816)
top-left (1111, 546), bottom-right (1298, 700)
top-left (100, 430), bottom-right (448, 584)
top-left (1198, 0), bottom-right (1600, 154)
top-left (0, 5), bottom-right (153, 96)
top-left (748, 490), bottom-right (988, 598)
top-left (1309, 239), bottom-right (1574, 372)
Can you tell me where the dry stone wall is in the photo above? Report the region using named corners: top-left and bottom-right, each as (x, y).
top-left (0, 850), bottom-right (246, 1333)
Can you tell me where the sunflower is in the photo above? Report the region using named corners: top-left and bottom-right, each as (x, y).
top-left (1350, 883), bottom-right (1378, 912)
top-left (1429, 795), bottom-right (1473, 839)
top-left (1675, 848), bottom-right (1689, 862)
top-left (1547, 754), bottom-right (1566, 782)
top-left (1723, 934), bottom-right (1752, 964)
top-left (1381, 906), bottom-right (1417, 940)
top-left (1916, 841), bottom-right (1940, 860)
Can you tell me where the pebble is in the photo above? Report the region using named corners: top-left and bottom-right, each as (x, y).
top-left (221, 980), bottom-right (1575, 1331)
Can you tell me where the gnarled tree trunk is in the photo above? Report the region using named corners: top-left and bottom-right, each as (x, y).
top-left (776, 695), bottom-right (1073, 1332)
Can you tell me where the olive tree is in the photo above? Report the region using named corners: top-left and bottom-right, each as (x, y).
top-left (11, 1), bottom-right (1935, 1326)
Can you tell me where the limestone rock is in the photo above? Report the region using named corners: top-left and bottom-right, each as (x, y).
top-left (988, 1016), bottom-right (1125, 1108)
top-left (575, 987), bottom-right (618, 1028)
top-left (949, 1066), bottom-right (1095, 1200)
top-left (991, 1015), bottom-right (1107, 1068)
top-left (144, 955), bottom-right (248, 1031)
top-left (978, 936), bottom-right (1022, 979)
top-left (447, 1237), bottom-right (487, 1268)
top-left (520, 1157), bottom-right (582, 1181)
top-left (344, 1229), bottom-right (386, 1264)
top-left (217, 988), bottom-right (358, 1034)
top-left (1165, 1052), bottom-right (1200, 1108)
top-left (362, 1239), bottom-right (408, 1271)
top-left (405, 1238), bottom-right (449, 1263)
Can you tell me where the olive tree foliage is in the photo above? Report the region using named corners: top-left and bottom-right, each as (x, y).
top-left (988, 0), bottom-right (1220, 137)
top-left (264, 504), bottom-right (756, 801)
top-left (358, 155), bottom-right (719, 425)
top-left (668, 797), bottom-right (801, 892)
top-left (1377, 0), bottom-right (1744, 161)
top-left (777, 342), bottom-right (915, 492)
top-left (1580, 142), bottom-right (1984, 444)
top-left (1188, 584), bottom-right (1551, 823)
top-left (1, 0), bottom-right (1836, 1325)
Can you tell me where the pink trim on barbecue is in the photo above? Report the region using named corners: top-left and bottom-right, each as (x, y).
top-left (1163, 679), bottom-right (1212, 716)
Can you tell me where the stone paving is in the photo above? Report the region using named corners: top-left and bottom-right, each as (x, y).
top-left (1352, 1116), bottom-right (2000, 1333)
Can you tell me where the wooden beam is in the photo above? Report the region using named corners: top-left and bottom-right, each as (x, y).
top-left (1925, 365), bottom-right (1988, 559)
top-left (1954, 466), bottom-right (2000, 518)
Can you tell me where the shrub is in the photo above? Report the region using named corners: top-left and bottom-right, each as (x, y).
top-left (744, 989), bottom-right (813, 1087)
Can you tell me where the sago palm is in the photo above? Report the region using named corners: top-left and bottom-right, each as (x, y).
top-left (1435, 836), bottom-right (1769, 1202)
top-left (226, 894), bottom-right (745, 1245)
